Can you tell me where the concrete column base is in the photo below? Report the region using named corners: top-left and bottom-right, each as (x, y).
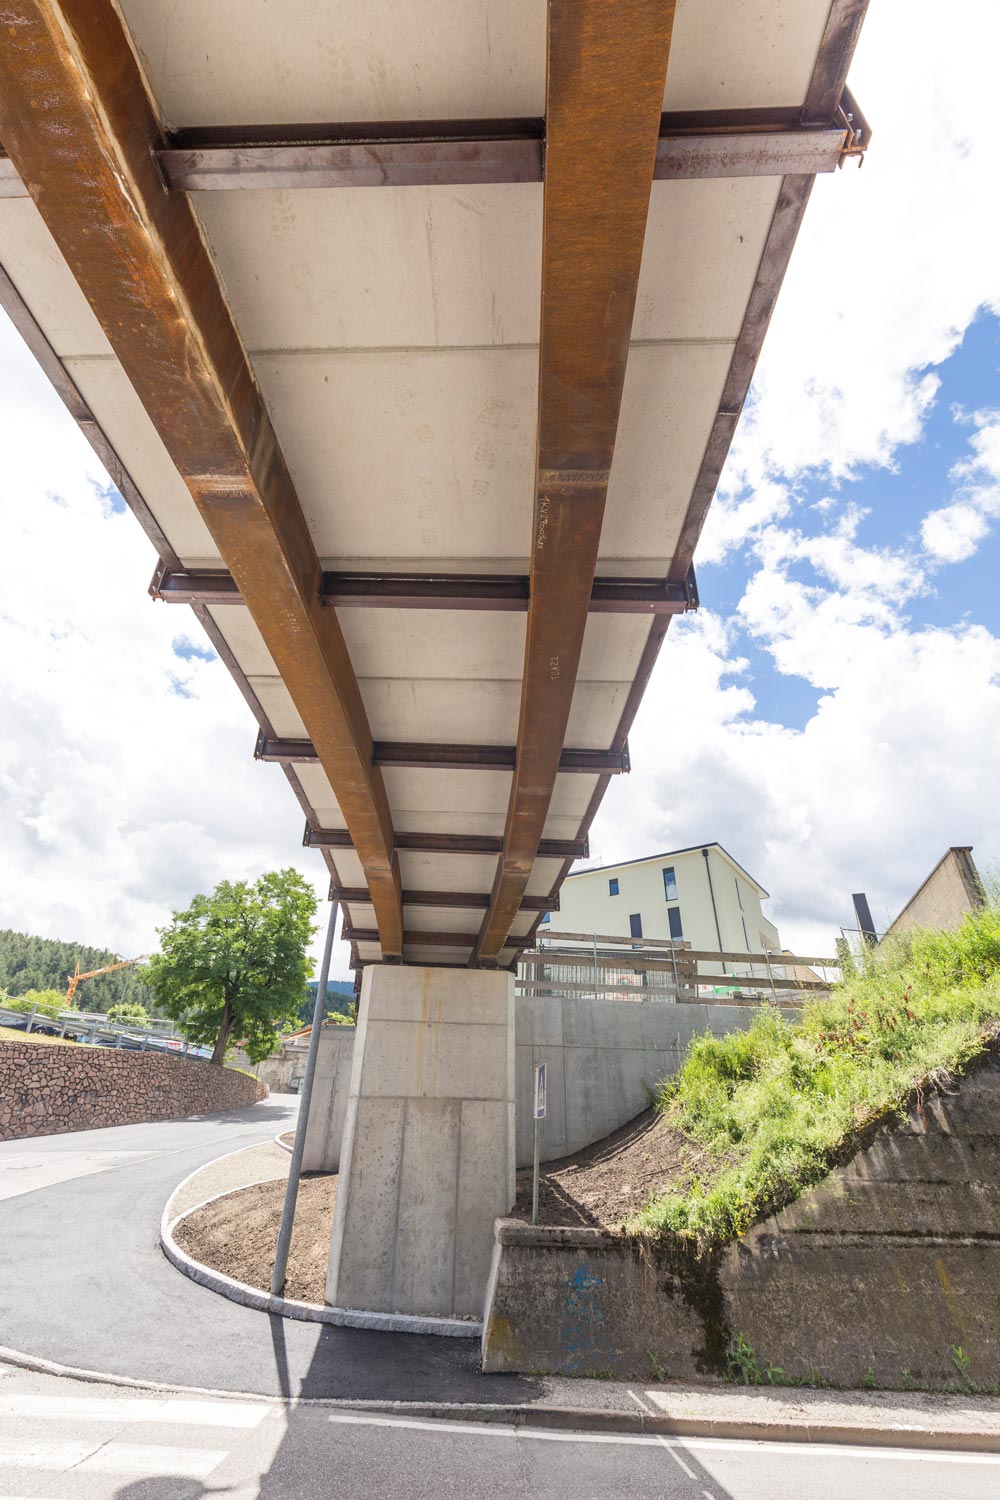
top-left (325, 964), bottom-right (515, 1319)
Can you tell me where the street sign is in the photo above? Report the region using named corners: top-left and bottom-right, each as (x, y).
top-left (533, 1061), bottom-right (547, 1120)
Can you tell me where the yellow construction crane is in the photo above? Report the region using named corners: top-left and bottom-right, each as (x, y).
top-left (65, 956), bottom-right (144, 1007)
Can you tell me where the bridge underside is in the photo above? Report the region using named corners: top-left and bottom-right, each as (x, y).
top-left (0, 0), bottom-right (868, 976)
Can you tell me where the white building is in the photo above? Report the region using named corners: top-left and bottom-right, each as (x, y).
top-left (541, 844), bottom-right (781, 955)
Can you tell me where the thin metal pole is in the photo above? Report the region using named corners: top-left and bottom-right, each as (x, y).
top-left (271, 898), bottom-right (340, 1297)
top-left (668, 939), bottom-right (679, 1001)
top-left (764, 950), bottom-right (777, 1004)
top-left (592, 931), bottom-right (599, 1002)
top-left (531, 1115), bottom-right (541, 1226)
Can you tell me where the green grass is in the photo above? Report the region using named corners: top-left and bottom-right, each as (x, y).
top-left (628, 901), bottom-right (1000, 1246)
top-left (0, 1025), bottom-right (77, 1047)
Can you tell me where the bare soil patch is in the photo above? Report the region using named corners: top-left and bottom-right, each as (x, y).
top-left (513, 1109), bottom-right (711, 1230)
top-left (175, 1173), bottom-right (336, 1305)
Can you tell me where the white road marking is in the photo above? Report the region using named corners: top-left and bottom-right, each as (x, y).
top-left (324, 1410), bottom-right (1000, 1462)
top-left (0, 1395), bottom-right (269, 1427)
top-left (0, 1440), bottom-right (227, 1477)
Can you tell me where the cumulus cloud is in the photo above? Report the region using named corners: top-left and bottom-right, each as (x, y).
top-left (0, 321), bottom-right (349, 975)
top-left (590, 610), bottom-right (1000, 956)
top-left (700, 0), bottom-right (1000, 565)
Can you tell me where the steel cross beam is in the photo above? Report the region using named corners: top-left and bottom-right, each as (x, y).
top-left (0, 0), bottom-right (404, 956)
top-left (473, 1), bottom-right (676, 965)
top-left (343, 927), bottom-right (531, 951)
top-left (255, 731), bottom-right (629, 775)
top-left (329, 884), bottom-right (555, 914)
top-left (152, 107), bottom-right (856, 190)
top-left (149, 562), bottom-right (698, 615)
top-left (304, 826), bottom-right (588, 860)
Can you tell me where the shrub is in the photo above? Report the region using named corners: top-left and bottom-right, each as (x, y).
top-left (629, 901), bottom-right (1000, 1246)
top-left (8, 988), bottom-right (65, 1019)
top-left (107, 1001), bottom-right (150, 1026)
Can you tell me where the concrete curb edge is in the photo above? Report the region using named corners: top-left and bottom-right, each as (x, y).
top-left (0, 1344), bottom-right (996, 1452)
top-left (160, 1171), bottom-right (481, 1340)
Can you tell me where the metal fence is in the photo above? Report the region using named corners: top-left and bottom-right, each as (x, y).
top-left (0, 1003), bottom-right (211, 1057)
top-left (517, 931), bottom-right (839, 1007)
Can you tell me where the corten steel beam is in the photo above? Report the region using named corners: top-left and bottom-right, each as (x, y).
top-left (304, 825), bottom-right (587, 860)
top-left (0, 0), bottom-right (404, 957)
top-left (330, 885), bottom-right (555, 913)
top-left (149, 562), bottom-right (698, 615)
top-left (473, 0), bottom-right (676, 966)
top-left (254, 730), bottom-right (629, 775)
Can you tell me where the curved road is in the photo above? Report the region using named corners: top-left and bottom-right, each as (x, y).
top-left (0, 1096), bottom-right (548, 1404)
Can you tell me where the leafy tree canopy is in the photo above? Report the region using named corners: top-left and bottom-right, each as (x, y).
top-left (143, 870), bottom-right (317, 1064)
top-left (7, 988), bottom-right (65, 1018)
top-left (107, 1001), bottom-right (150, 1026)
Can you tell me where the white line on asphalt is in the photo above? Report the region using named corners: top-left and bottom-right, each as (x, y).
top-left (0, 1440), bottom-right (228, 1477)
top-left (0, 1395), bottom-right (270, 1427)
top-left (324, 1410), bottom-right (1000, 1462)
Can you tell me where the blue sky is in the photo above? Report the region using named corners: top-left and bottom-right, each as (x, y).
top-left (705, 313), bottom-right (1000, 730)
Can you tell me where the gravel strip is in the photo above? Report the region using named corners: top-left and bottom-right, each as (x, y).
top-left (167, 1141), bottom-right (289, 1221)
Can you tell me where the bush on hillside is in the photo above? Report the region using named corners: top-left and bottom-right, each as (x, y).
top-left (7, 989), bottom-right (65, 1019)
top-left (630, 901), bottom-right (1000, 1246)
top-left (107, 1001), bottom-right (150, 1027)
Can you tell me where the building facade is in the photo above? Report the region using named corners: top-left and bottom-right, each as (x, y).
top-left (542, 844), bottom-right (780, 955)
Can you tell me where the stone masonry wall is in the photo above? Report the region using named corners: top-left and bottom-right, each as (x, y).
top-left (0, 1040), bottom-right (267, 1141)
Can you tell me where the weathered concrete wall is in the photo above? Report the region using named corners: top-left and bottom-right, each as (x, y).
top-left (884, 846), bottom-right (985, 939)
top-left (515, 996), bottom-right (762, 1167)
top-left (303, 1025), bottom-right (355, 1171)
top-left (253, 1041), bottom-right (308, 1094)
top-left (327, 965), bottom-right (515, 1319)
top-left (0, 1041), bottom-right (267, 1141)
top-left (484, 1046), bottom-right (1000, 1387)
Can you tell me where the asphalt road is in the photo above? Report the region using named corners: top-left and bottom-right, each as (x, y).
top-left (0, 1097), bottom-right (548, 1405)
top-left (0, 1363), bottom-right (996, 1500)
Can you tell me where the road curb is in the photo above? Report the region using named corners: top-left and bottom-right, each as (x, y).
top-left (274, 1131), bottom-right (293, 1153)
top-left (0, 1345), bottom-right (996, 1452)
top-left (160, 1177), bottom-right (481, 1340)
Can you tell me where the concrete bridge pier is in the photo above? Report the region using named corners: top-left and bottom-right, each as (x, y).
top-left (325, 964), bottom-right (515, 1320)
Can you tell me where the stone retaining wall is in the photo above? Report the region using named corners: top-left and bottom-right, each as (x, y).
top-left (0, 1040), bottom-right (267, 1140)
top-left (483, 1044), bottom-right (1000, 1388)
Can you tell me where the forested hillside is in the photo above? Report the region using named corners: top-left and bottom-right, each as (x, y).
top-left (0, 929), bottom-right (157, 1013)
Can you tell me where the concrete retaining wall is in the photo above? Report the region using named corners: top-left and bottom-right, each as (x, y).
top-left (303, 1025), bottom-right (355, 1171)
top-left (514, 996), bottom-right (761, 1167)
top-left (0, 1040), bottom-right (267, 1140)
top-left (484, 1044), bottom-right (1000, 1387)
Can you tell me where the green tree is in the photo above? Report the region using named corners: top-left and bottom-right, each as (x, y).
top-left (143, 870), bottom-right (316, 1065)
top-left (107, 1000), bottom-right (150, 1027)
top-left (9, 988), bottom-right (64, 1019)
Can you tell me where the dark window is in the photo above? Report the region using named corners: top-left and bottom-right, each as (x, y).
top-left (629, 912), bottom-right (643, 939)
top-left (741, 915), bottom-right (750, 950)
top-left (735, 876), bottom-right (745, 911)
top-left (668, 906), bottom-right (683, 941)
top-left (609, 877), bottom-right (620, 896)
top-left (662, 866), bottom-right (678, 902)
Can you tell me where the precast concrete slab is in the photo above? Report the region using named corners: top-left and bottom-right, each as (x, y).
top-left (326, 964), bottom-right (515, 1319)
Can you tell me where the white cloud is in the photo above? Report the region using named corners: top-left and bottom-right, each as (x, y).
top-left (921, 501), bottom-right (988, 563)
top-left (0, 320), bottom-right (351, 977)
top-left (700, 0), bottom-right (1000, 564)
top-left (590, 610), bottom-right (1000, 956)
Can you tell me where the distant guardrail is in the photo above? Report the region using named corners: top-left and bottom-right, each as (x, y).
top-left (0, 1004), bottom-right (212, 1058)
top-left (517, 932), bottom-right (839, 1007)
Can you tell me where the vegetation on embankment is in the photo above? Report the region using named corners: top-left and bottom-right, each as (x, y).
top-left (629, 901), bottom-right (1000, 1246)
top-left (0, 1025), bottom-right (77, 1047)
